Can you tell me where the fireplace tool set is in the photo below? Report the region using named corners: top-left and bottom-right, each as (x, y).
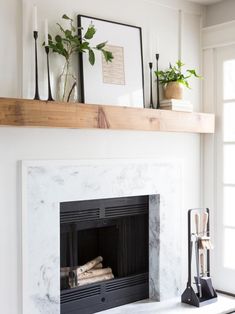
top-left (181, 208), bottom-right (217, 307)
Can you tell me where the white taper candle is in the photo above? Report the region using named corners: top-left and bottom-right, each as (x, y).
top-left (33, 5), bottom-right (38, 31)
top-left (156, 37), bottom-right (159, 54)
top-left (45, 19), bottom-right (49, 46)
top-left (148, 31), bottom-right (152, 62)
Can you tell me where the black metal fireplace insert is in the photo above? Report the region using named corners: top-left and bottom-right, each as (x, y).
top-left (60, 195), bottom-right (150, 314)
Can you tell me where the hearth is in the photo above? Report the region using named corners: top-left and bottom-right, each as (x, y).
top-left (60, 195), bottom-right (150, 314)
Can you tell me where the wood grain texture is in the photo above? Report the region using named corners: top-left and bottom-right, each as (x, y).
top-left (0, 97), bottom-right (215, 133)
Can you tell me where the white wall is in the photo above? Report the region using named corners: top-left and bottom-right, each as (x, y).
top-left (0, 0), bottom-right (203, 313)
top-left (0, 0), bottom-right (22, 97)
top-left (22, 0), bottom-right (202, 107)
top-left (205, 0), bottom-right (235, 27)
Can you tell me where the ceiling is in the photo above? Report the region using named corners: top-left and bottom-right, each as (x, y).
top-left (188, 0), bottom-right (223, 4)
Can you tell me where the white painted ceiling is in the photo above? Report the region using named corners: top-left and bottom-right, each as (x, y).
top-left (188, 0), bottom-right (223, 4)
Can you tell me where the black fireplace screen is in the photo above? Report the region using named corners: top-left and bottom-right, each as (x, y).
top-left (60, 195), bottom-right (150, 314)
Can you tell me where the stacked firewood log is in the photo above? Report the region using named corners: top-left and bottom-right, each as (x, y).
top-left (61, 256), bottom-right (114, 288)
top-left (76, 256), bottom-right (114, 286)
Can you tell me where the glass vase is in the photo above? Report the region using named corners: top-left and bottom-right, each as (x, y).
top-left (57, 60), bottom-right (78, 103)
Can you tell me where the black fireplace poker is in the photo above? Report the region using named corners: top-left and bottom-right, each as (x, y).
top-left (33, 31), bottom-right (40, 100)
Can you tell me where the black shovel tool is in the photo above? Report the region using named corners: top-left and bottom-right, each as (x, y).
top-left (200, 252), bottom-right (215, 298)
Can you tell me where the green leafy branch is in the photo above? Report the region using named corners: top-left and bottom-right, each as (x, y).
top-left (45, 14), bottom-right (113, 65)
top-left (155, 60), bottom-right (202, 88)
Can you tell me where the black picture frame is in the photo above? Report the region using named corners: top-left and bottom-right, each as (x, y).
top-left (77, 15), bottom-right (145, 108)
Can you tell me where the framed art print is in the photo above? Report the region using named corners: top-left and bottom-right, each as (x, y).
top-left (78, 15), bottom-right (145, 108)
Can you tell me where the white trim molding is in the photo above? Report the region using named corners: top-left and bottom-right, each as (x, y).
top-left (202, 20), bottom-right (235, 50)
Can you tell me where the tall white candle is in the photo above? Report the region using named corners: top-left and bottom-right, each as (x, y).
top-left (45, 19), bottom-right (49, 46)
top-left (33, 5), bottom-right (38, 31)
top-left (148, 31), bottom-right (152, 62)
top-left (156, 37), bottom-right (159, 54)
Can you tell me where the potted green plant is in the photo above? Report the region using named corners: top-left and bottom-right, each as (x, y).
top-left (155, 60), bottom-right (201, 100)
top-left (47, 14), bottom-right (113, 102)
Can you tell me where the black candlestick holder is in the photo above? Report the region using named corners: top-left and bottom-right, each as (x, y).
top-left (45, 46), bottom-right (54, 101)
top-left (156, 53), bottom-right (160, 109)
top-left (149, 62), bottom-right (154, 109)
top-left (33, 31), bottom-right (40, 100)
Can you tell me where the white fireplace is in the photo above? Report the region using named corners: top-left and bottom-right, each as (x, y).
top-left (21, 159), bottom-right (182, 314)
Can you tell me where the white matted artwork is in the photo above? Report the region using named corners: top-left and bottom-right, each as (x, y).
top-left (78, 15), bottom-right (145, 108)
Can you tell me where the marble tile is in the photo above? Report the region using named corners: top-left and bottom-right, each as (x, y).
top-left (21, 159), bottom-right (182, 314)
top-left (98, 294), bottom-right (235, 314)
top-left (149, 194), bottom-right (160, 300)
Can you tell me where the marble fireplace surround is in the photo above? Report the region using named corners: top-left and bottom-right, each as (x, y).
top-left (21, 159), bottom-right (182, 314)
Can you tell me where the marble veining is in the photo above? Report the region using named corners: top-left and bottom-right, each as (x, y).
top-left (22, 159), bottom-right (182, 314)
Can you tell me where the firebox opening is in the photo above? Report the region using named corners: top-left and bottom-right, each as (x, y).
top-left (60, 195), bottom-right (150, 314)
top-left (61, 215), bottom-right (148, 285)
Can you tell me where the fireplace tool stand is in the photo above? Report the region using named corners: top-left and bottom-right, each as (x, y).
top-left (181, 208), bottom-right (217, 307)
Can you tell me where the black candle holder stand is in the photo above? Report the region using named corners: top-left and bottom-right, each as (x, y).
top-left (45, 46), bottom-right (54, 101)
top-left (149, 62), bottom-right (154, 109)
top-left (33, 31), bottom-right (40, 100)
top-left (156, 54), bottom-right (160, 109)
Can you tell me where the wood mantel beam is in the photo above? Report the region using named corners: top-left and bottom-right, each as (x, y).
top-left (0, 97), bottom-right (215, 133)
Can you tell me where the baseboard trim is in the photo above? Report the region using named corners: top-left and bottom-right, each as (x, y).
top-left (216, 290), bottom-right (235, 298)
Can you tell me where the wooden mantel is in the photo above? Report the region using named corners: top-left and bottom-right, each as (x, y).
top-left (0, 97), bottom-right (215, 133)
